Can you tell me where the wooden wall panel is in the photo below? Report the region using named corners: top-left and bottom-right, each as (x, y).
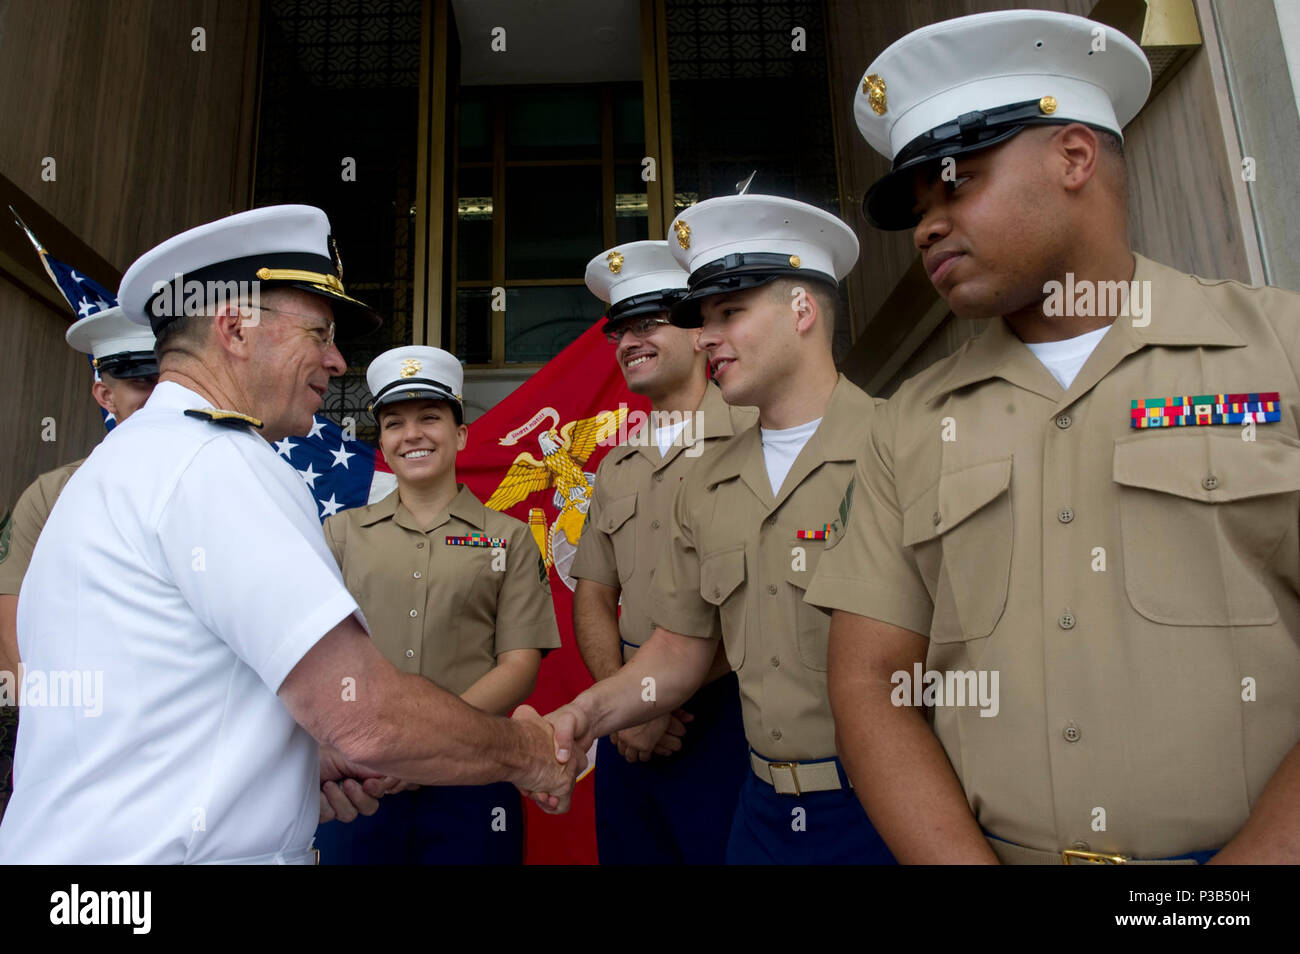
top-left (0, 277), bottom-right (105, 503)
top-left (1123, 42), bottom-right (1253, 281)
top-left (0, 0), bottom-right (258, 506)
top-left (0, 0), bottom-right (259, 268)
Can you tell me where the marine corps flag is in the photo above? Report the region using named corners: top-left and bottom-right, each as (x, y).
top-left (456, 322), bottom-right (650, 865)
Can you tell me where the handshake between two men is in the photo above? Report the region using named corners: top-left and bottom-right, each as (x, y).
top-left (316, 705), bottom-right (589, 824)
top-left (292, 613), bottom-right (712, 824)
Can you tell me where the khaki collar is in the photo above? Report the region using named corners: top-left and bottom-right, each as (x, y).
top-left (358, 482), bottom-right (486, 533)
top-left (607, 381), bottom-right (746, 468)
top-left (706, 374), bottom-right (872, 509)
top-left (928, 254), bottom-right (1248, 407)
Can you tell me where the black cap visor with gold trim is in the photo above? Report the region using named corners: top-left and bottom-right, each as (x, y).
top-left (670, 252), bottom-right (836, 328)
top-left (864, 98), bottom-right (1084, 230)
top-left (141, 251), bottom-right (382, 341)
top-left (94, 350), bottom-right (159, 380)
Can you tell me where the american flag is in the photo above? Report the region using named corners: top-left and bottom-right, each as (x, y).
top-left (11, 206), bottom-right (121, 430)
top-left (270, 415), bottom-right (396, 521)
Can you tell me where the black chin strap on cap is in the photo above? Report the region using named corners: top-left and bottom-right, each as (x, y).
top-left (889, 98), bottom-right (1069, 170)
top-left (371, 376), bottom-right (458, 406)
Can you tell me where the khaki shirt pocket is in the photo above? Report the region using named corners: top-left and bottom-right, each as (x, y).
top-left (599, 493), bottom-right (638, 583)
top-left (786, 542), bottom-right (828, 671)
top-left (902, 457), bottom-right (1013, 642)
top-left (700, 544), bottom-right (747, 668)
top-left (1113, 431), bottom-right (1300, 625)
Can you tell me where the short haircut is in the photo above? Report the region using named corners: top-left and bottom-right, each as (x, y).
top-left (767, 277), bottom-right (838, 344)
top-left (154, 286), bottom-right (297, 361)
top-left (1095, 128), bottom-right (1128, 200)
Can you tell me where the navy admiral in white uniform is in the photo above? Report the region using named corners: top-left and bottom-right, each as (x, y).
top-left (0, 205), bottom-right (583, 864)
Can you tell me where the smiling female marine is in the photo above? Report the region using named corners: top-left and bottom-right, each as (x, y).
top-left (314, 345), bottom-right (561, 865)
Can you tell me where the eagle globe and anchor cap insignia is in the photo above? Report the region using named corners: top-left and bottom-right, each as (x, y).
top-left (400, 358), bottom-right (421, 378)
top-left (606, 250), bottom-right (624, 274)
top-left (673, 219), bottom-right (691, 250)
top-left (863, 74), bottom-right (887, 115)
top-left (484, 405), bottom-right (628, 591)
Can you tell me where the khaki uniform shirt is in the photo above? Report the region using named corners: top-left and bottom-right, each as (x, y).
top-left (323, 483), bottom-right (560, 694)
top-left (571, 383), bottom-right (757, 658)
top-left (806, 255), bottom-right (1300, 859)
top-left (0, 460), bottom-right (84, 596)
top-left (649, 375), bottom-right (879, 761)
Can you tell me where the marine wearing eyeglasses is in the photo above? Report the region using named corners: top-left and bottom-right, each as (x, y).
top-left (571, 240), bottom-right (753, 864)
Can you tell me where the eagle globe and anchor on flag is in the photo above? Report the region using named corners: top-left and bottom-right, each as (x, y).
top-left (484, 405), bottom-right (626, 590)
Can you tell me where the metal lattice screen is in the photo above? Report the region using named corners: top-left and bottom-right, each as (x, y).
top-left (665, 0), bottom-right (850, 360)
top-left (254, 0), bottom-right (421, 443)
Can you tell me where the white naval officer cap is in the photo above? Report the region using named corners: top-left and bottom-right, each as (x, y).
top-left (65, 304), bottom-right (159, 379)
top-left (855, 9), bottom-right (1152, 230)
top-left (584, 240), bottom-right (690, 329)
top-left (665, 194), bottom-right (859, 328)
top-left (367, 346), bottom-right (465, 424)
top-left (118, 204), bottom-right (381, 339)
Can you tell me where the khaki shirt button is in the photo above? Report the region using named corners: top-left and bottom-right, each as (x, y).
top-left (653, 472), bottom-right (663, 482)
top-left (1059, 612), bottom-right (1075, 630)
top-left (1202, 474), bottom-right (1219, 491)
top-left (1056, 413), bottom-right (1072, 429)
top-left (409, 609), bottom-right (418, 618)
top-left (767, 584), bottom-right (778, 595)
top-left (413, 571), bottom-right (422, 579)
top-left (1063, 722), bottom-right (1081, 743)
top-left (712, 586), bottom-right (721, 598)
top-left (405, 649), bottom-right (414, 658)
top-left (1071, 840), bottom-right (1089, 851)
top-left (770, 728), bottom-right (782, 741)
top-left (932, 510), bottom-right (941, 526)
top-left (770, 656), bottom-right (780, 668)
top-left (416, 542), bottom-right (425, 549)
top-left (651, 519), bottom-right (661, 530)
top-left (1058, 508), bottom-right (1074, 523)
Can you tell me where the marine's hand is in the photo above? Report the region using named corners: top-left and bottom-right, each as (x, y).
top-left (511, 704), bottom-right (589, 814)
top-left (614, 709), bottom-right (692, 762)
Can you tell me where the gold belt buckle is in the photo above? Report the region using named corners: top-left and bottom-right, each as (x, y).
top-left (1062, 848), bottom-right (1129, 865)
top-left (767, 761), bottom-right (802, 796)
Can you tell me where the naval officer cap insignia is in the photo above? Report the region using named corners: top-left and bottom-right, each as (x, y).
top-left (855, 10), bottom-right (1152, 230)
top-left (367, 345), bottom-right (465, 424)
top-left (584, 240), bottom-right (690, 331)
top-left (65, 304), bottom-right (158, 379)
top-left (117, 204), bottom-right (382, 340)
top-left (666, 194), bottom-right (859, 328)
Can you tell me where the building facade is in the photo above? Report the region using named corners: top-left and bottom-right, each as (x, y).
top-left (2, 0), bottom-right (1296, 501)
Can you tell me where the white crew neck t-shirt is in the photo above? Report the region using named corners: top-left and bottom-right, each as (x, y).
top-left (1023, 325), bottom-right (1110, 390)
top-left (760, 418), bottom-right (822, 496)
top-left (654, 418), bottom-right (691, 457)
